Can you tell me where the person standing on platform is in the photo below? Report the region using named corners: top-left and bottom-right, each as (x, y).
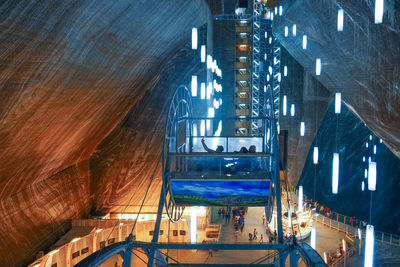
top-left (259, 234), bottom-right (264, 243)
top-left (222, 208), bottom-right (226, 220)
top-left (253, 228), bottom-right (258, 240)
top-left (209, 249), bottom-right (213, 257)
top-left (262, 215), bottom-right (266, 225)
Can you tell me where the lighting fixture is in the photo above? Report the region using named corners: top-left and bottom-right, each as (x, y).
top-left (284, 66), bottom-right (287, 76)
top-left (316, 58), bottom-right (321, 75)
top-left (374, 0), bottom-right (384, 24)
top-left (332, 153), bottom-right (339, 194)
top-left (302, 35), bottom-right (307, 49)
top-left (368, 161), bottom-right (376, 191)
top-left (290, 104), bottom-right (295, 116)
top-left (300, 122), bottom-right (305, 136)
top-left (335, 92), bottom-right (341, 113)
top-left (337, 9), bottom-right (344, 31)
top-left (191, 28), bottom-right (198, 49)
top-left (313, 147), bottom-right (319, 164)
top-left (292, 24), bottom-right (297, 36)
top-left (191, 76), bottom-right (197, 97)
top-left (298, 186), bottom-right (303, 212)
top-left (200, 45), bottom-right (206, 62)
top-left (200, 83), bottom-right (205, 99)
top-left (282, 95), bottom-right (287, 116)
top-left (364, 225), bottom-right (374, 267)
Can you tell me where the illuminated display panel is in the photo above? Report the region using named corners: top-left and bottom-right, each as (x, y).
top-left (171, 180), bottom-right (270, 206)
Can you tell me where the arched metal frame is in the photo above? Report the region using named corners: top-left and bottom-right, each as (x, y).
top-left (161, 85), bottom-right (193, 223)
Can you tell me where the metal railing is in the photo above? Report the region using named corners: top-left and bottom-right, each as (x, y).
top-left (314, 213), bottom-right (400, 247)
top-left (328, 242), bottom-right (357, 267)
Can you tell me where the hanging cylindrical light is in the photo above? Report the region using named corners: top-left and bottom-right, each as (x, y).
top-left (191, 75), bottom-right (197, 97)
top-left (313, 147), bottom-right (319, 164)
top-left (298, 186), bottom-right (303, 212)
top-left (316, 58), bottom-right (321, 76)
top-left (200, 45), bottom-right (206, 62)
top-left (364, 225), bottom-right (374, 267)
top-left (190, 207), bottom-right (197, 243)
top-left (332, 153), bottom-right (339, 194)
top-left (283, 95), bottom-right (287, 116)
top-left (337, 9), bottom-right (344, 31)
top-left (288, 204), bottom-right (292, 227)
top-left (362, 181), bottom-right (365, 191)
top-left (191, 28), bottom-right (198, 50)
top-left (374, 0), bottom-right (384, 24)
top-left (292, 24), bottom-right (297, 36)
top-left (335, 92), bottom-right (341, 114)
top-left (302, 35), bottom-right (307, 49)
top-left (368, 161), bottom-right (377, 191)
top-left (290, 104), bottom-right (295, 116)
top-left (311, 226), bottom-right (316, 249)
top-left (300, 122), bottom-right (305, 136)
top-left (200, 83), bottom-right (206, 100)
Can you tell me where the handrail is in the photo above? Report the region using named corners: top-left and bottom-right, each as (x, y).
top-left (168, 152), bottom-right (273, 157)
top-left (314, 213), bottom-right (400, 247)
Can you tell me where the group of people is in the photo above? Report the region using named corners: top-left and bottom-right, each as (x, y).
top-left (201, 138), bottom-right (257, 154)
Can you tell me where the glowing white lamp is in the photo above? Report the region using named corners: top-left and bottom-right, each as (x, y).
top-left (190, 207), bottom-right (197, 243)
top-left (324, 252), bottom-right (327, 264)
top-left (300, 122), bottom-right (305, 136)
top-left (207, 55), bottom-right (212, 69)
top-left (358, 228), bottom-right (362, 239)
top-left (274, 6), bottom-right (278, 15)
top-left (284, 66), bottom-right (288, 76)
top-left (374, 145), bottom-right (377, 154)
top-left (206, 82), bottom-right (212, 100)
top-left (362, 181), bottom-right (365, 191)
top-left (316, 58), bottom-right (321, 76)
top-left (283, 95), bottom-right (287, 116)
top-left (368, 161), bottom-right (377, 191)
top-left (302, 35), bottom-right (307, 49)
top-left (200, 120), bottom-right (205, 136)
top-left (193, 124), bottom-right (197, 136)
top-left (279, 5), bottom-right (283, 16)
top-left (365, 169), bottom-right (368, 178)
top-left (363, 156), bottom-right (365, 162)
top-left (277, 124), bottom-right (280, 134)
top-left (284, 26), bottom-right (288, 37)
top-left (288, 204), bottom-right (292, 227)
top-left (200, 83), bottom-right (205, 100)
top-left (364, 225), bottom-right (374, 267)
top-left (191, 28), bottom-right (198, 49)
top-left (201, 45), bottom-right (206, 62)
top-left (290, 104), bottom-right (295, 116)
top-left (337, 9), bottom-right (344, 31)
top-left (311, 226), bottom-right (316, 249)
top-left (191, 76), bottom-right (197, 97)
top-left (292, 24), bottom-right (297, 36)
top-left (335, 92), bottom-right (341, 114)
top-left (332, 153), bottom-right (339, 194)
top-left (313, 147), bottom-right (319, 164)
top-left (342, 239), bottom-right (346, 251)
top-left (298, 186), bottom-right (303, 212)
top-left (206, 120), bottom-right (210, 131)
top-left (370, 135), bottom-right (372, 140)
top-left (374, 0), bottom-right (384, 24)
top-left (379, 139), bottom-right (382, 143)
top-left (208, 107), bottom-right (215, 118)
top-left (366, 142), bottom-right (369, 148)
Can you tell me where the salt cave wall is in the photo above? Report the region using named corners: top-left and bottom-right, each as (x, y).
top-left (0, 0), bottom-right (210, 266)
top-left (274, 0), bottom-right (400, 162)
top-left (279, 47), bottom-right (332, 184)
top-left (298, 102), bottom-right (400, 234)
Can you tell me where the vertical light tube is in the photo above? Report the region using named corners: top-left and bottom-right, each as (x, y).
top-left (313, 147), bottom-right (319, 164)
top-left (373, 145), bottom-right (377, 154)
top-left (200, 83), bottom-right (206, 100)
top-left (290, 104), bottom-right (295, 116)
top-left (208, 107), bottom-right (215, 118)
top-left (365, 169), bottom-right (368, 178)
top-left (191, 75), bottom-right (197, 97)
top-left (364, 225), bottom-right (374, 267)
top-left (206, 120), bottom-right (210, 131)
top-left (284, 66), bottom-right (288, 76)
top-left (200, 120), bottom-right (205, 136)
top-left (302, 35), bottom-right (307, 49)
top-left (288, 204), bottom-right (292, 227)
top-left (277, 124), bottom-right (280, 134)
top-left (316, 58), bottom-right (321, 76)
top-left (363, 156), bottom-right (365, 162)
top-left (279, 5), bottom-right (283, 16)
top-left (358, 228), bottom-right (362, 240)
top-left (300, 122), bottom-right (305, 136)
top-left (324, 252), bottom-right (327, 264)
top-left (370, 135), bottom-right (372, 140)
top-left (298, 186), bottom-right (303, 212)
top-left (337, 9), bottom-right (344, 31)
top-left (362, 181), bottom-right (365, 191)
top-left (200, 45), bottom-right (206, 62)
top-left (206, 82), bottom-right (212, 100)
top-left (292, 24), bottom-right (297, 36)
top-left (284, 26), bottom-right (288, 37)
top-left (332, 153), bottom-right (339, 194)
top-left (207, 55), bottom-right (212, 69)
top-left (311, 226), bottom-right (316, 249)
top-left (283, 95), bottom-right (287, 116)
top-left (368, 161), bottom-right (377, 191)
top-left (342, 239), bottom-right (346, 251)
top-left (193, 124), bottom-right (197, 136)
top-left (335, 92), bottom-right (341, 114)
top-left (190, 207), bottom-right (197, 243)
top-left (374, 0), bottom-right (384, 24)
top-left (191, 28), bottom-right (198, 50)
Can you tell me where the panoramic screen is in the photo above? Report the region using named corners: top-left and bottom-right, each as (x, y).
top-left (170, 180), bottom-right (270, 206)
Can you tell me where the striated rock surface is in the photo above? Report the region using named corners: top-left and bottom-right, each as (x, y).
top-left (0, 0), bottom-right (210, 265)
top-left (274, 0), bottom-right (400, 165)
top-left (298, 102), bottom-right (400, 234)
